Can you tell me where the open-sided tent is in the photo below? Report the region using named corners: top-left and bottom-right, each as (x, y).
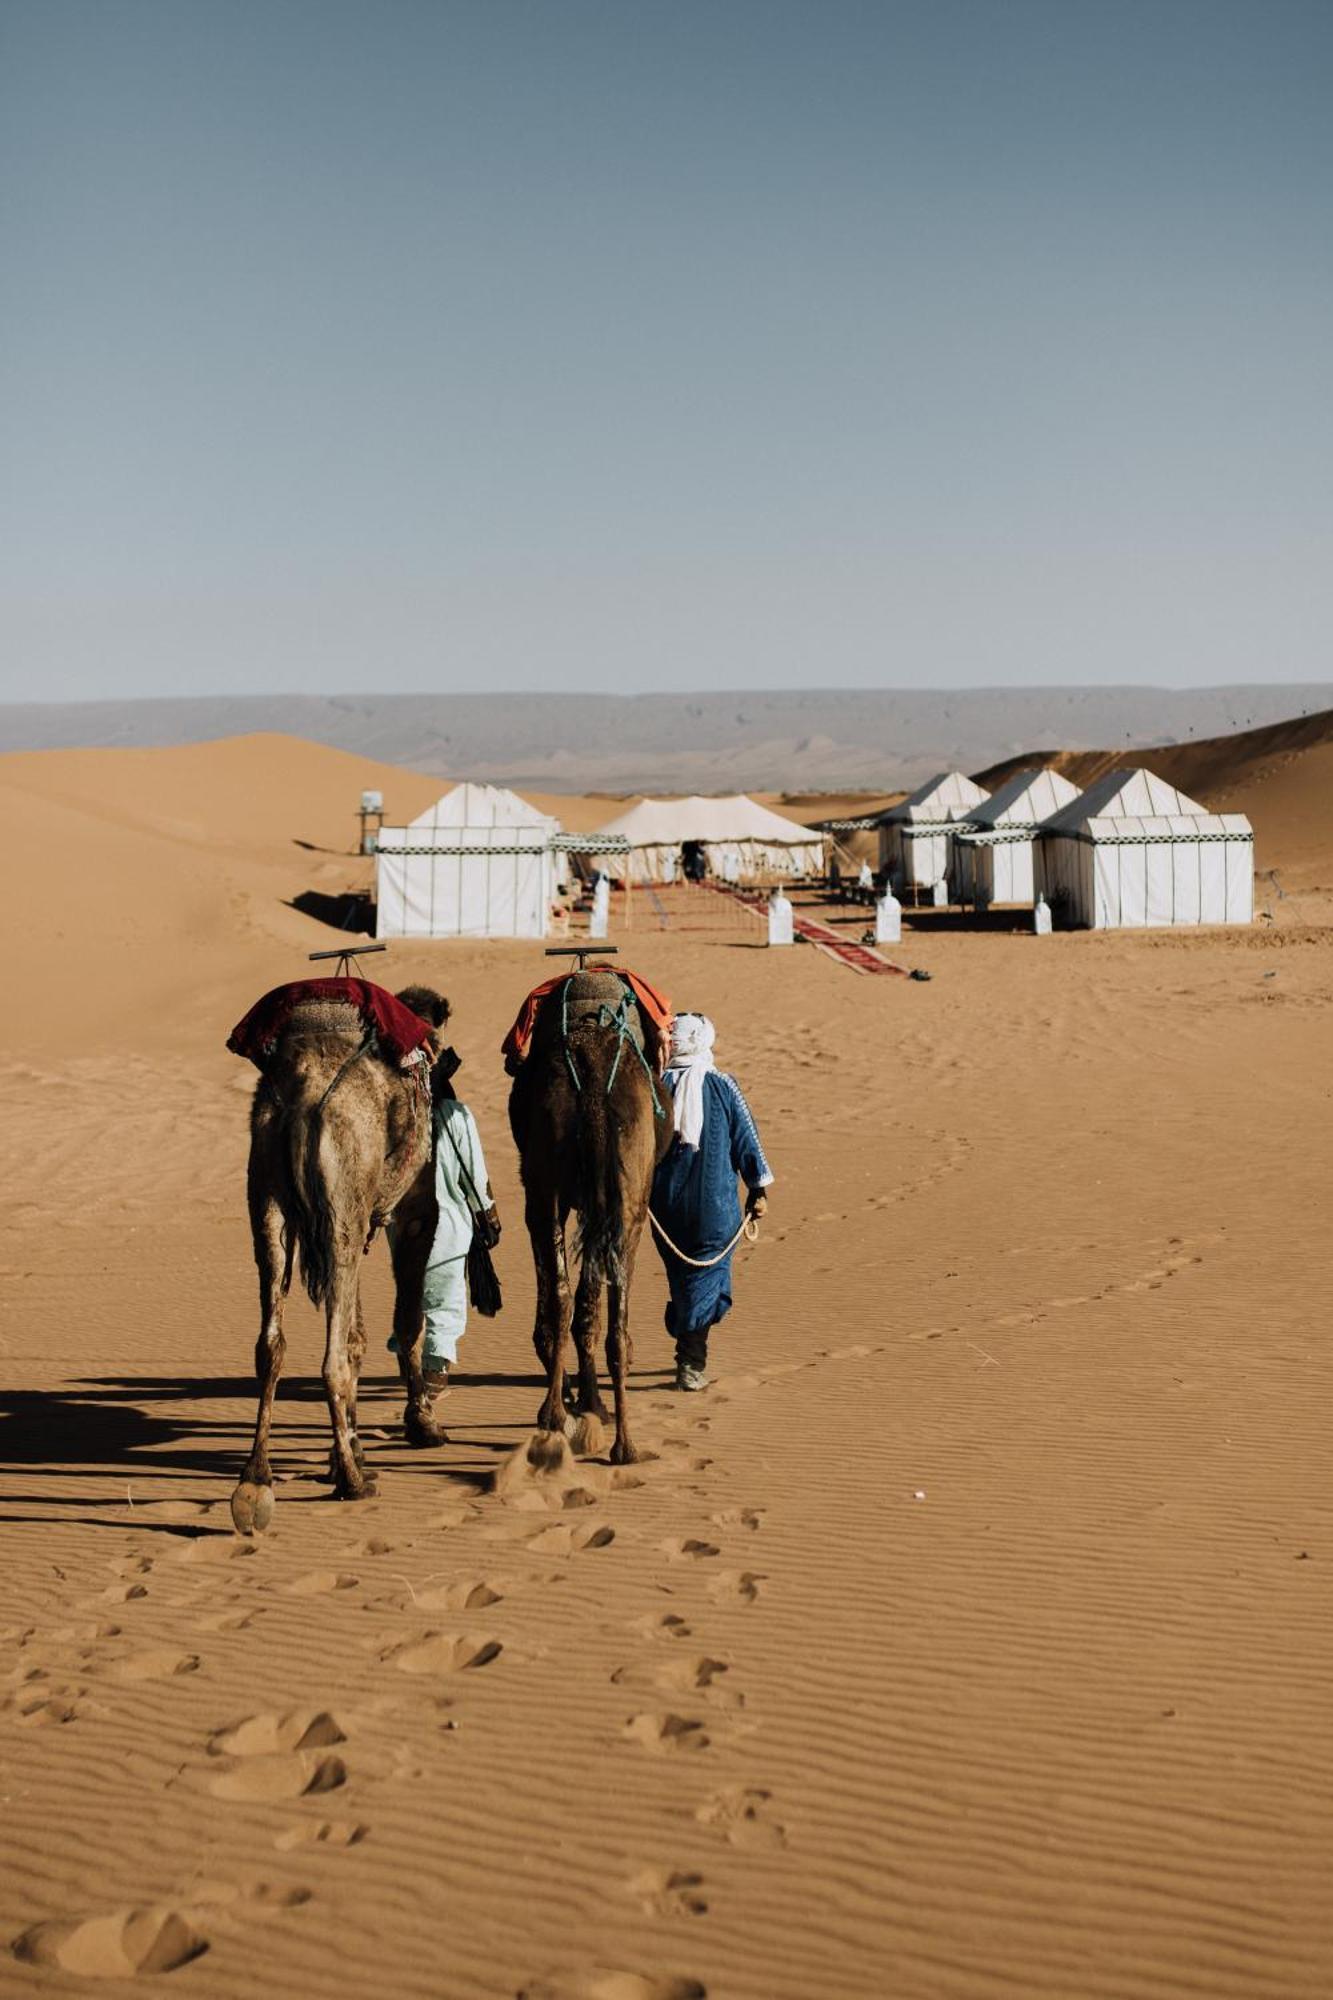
top-left (375, 783), bottom-right (562, 938)
top-left (954, 768), bottom-right (1082, 908)
top-left (876, 771), bottom-right (990, 896)
top-left (590, 794), bottom-right (823, 885)
top-left (1036, 769), bottom-right (1253, 929)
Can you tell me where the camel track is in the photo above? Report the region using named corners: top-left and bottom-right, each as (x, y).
top-left (3, 875), bottom-right (1332, 1997)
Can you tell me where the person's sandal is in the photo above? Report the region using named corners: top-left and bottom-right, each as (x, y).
top-left (675, 1363), bottom-right (709, 1393)
top-left (423, 1363), bottom-right (451, 1403)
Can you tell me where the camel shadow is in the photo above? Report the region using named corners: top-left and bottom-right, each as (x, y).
top-left (0, 1363), bottom-right (677, 1495)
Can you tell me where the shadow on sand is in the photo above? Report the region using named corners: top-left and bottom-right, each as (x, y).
top-left (286, 889), bottom-right (376, 933)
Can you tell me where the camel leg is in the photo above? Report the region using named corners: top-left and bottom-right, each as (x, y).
top-left (607, 1247), bottom-right (640, 1466)
top-left (533, 1202), bottom-right (572, 1435)
top-left (571, 1260), bottom-right (610, 1420)
top-left (325, 1266), bottom-right (375, 1500)
top-left (347, 1293), bottom-right (369, 1469)
top-left (231, 1189), bottom-right (291, 1535)
top-left (390, 1221), bottom-right (446, 1449)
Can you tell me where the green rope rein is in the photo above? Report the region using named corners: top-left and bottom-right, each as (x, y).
top-left (561, 980), bottom-right (665, 1119)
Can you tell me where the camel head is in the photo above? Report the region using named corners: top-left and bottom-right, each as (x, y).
top-left (395, 985), bottom-right (458, 1099)
top-left (395, 984), bottom-right (451, 1039)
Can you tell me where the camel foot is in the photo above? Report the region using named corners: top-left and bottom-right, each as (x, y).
top-left (610, 1437), bottom-right (640, 1467)
top-left (405, 1412), bottom-right (448, 1449)
top-left (333, 1468), bottom-right (379, 1502)
top-left (576, 1395), bottom-right (612, 1423)
top-left (230, 1480), bottom-right (275, 1536)
top-left (328, 1437), bottom-right (368, 1481)
top-left (535, 1402), bottom-right (569, 1436)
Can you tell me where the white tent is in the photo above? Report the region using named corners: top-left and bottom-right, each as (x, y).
top-left (877, 771), bottom-right (990, 896)
top-left (375, 783), bottom-right (562, 939)
top-left (1036, 769), bottom-right (1253, 929)
top-left (590, 794), bottom-right (823, 886)
top-left (954, 768), bottom-right (1082, 908)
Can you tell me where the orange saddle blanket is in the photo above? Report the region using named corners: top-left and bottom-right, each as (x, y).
top-left (501, 966), bottom-right (672, 1070)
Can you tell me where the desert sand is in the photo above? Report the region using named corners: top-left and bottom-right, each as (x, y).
top-left (1, 727), bottom-right (1331, 2000)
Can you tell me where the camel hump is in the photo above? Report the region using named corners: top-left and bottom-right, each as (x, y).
top-left (278, 999), bottom-right (368, 1043)
top-left (562, 970), bottom-right (644, 1048)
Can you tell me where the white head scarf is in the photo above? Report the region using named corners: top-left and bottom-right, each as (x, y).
top-left (666, 1012), bottom-right (716, 1149)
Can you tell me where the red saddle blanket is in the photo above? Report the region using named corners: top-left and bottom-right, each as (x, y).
top-left (502, 966), bottom-right (672, 1068)
top-left (227, 978), bottom-right (436, 1070)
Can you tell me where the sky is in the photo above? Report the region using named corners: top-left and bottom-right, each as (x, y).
top-left (1, 0), bottom-right (1330, 702)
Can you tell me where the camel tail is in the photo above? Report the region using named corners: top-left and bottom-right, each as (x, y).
top-left (273, 1067), bottom-right (342, 1310)
top-left (570, 1047), bottom-right (626, 1289)
top-left (290, 1111), bottom-right (339, 1308)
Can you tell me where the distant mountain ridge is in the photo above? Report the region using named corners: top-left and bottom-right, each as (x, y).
top-left (2, 686), bottom-right (1329, 794)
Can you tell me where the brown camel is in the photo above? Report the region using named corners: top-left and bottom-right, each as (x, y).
top-left (508, 969), bottom-right (673, 1465)
top-left (230, 983), bottom-right (452, 1535)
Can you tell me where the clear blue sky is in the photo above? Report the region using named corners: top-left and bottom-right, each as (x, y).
top-left (1, 0), bottom-right (1330, 700)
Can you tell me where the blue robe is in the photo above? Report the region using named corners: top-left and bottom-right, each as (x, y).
top-left (651, 1071), bottom-right (773, 1342)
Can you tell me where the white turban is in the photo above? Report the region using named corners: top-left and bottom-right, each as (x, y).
top-left (666, 1012), bottom-right (716, 1149)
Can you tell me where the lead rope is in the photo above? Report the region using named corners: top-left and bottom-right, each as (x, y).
top-left (648, 1208), bottom-right (760, 1269)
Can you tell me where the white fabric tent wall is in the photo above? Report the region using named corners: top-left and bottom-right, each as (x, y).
top-left (1034, 770), bottom-right (1253, 929)
top-left (375, 784), bottom-right (561, 939)
top-left (591, 794), bottom-right (823, 885)
top-left (954, 768), bottom-right (1082, 908)
top-left (959, 832), bottom-right (1038, 906)
top-left (876, 772), bottom-right (990, 891)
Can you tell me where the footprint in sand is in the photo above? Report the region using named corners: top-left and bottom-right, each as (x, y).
top-left (389, 1633), bottom-right (503, 1676)
top-left (273, 1818), bottom-right (369, 1852)
top-left (694, 1785), bottom-right (785, 1850)
top-left (627, 1612), bottom-right (692, 1642)
top-left (193, 1607), bottom-right (262, 1634)
top-left (408, 1579), bottom-right (504, 1613)
top-left (11, 1907), bottom-right (208, 1977)
top-left (660, 1538), bottom-right (719, 1562)
top-left (621, 1712), bottom-right (711, 1755)
top-left (209, 1709), bottom-right (347, 1758)
top-left (279, 1571), bottom-right (360, 1598)
top-left (613, 1654), bottom-right (728, 1689)
top-left (491, 1432), bottom-right (608, 1512)
top-left (203, 1710), bottom-right (350, 1802)
top-left (10, 1685), bottom-right (98, 1728)
top-left (206, 1751), bottom-right (348, 1803)
top-left (109, 1649), bottom-right (201, 1684)
top-left (623, 1866), bottom-right (708, 1917)
top-left (612, 1658), bottom-right (738, 1706)
top-left (523, 1521), bottom-right (615, 1556)
top-left (125, 1499), bottom-right (212, 1526)
top-left (187, 1880), bottom-right (313, 1912)
top-left (95, 1581), bottom-right (150, 1605)
top-left (710, 1508), bottom-right (763, 1532)
top-left (519, 1973), bottom-right (706, 1999)
top-left (171, 1537), bottom-right (259, 1569)
top-left (705, 1571), bottom-right (765, 1606)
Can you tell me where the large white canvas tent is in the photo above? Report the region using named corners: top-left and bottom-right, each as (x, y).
top-left (1036, 769), bottom-right (1253, 929)
top-left (590, 794), bottom-right (823, 886)
top-left (954, 768), bottom-right (1082, 908)
top-left (877, 772), bottom-right (990, 896)
top-left (376, 784), bottom-right (562, 938)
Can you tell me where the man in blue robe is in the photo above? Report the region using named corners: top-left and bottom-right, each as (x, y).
top-left (651, 1013), bottom-right (773, 1391)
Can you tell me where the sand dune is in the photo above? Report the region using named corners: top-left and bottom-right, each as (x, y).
top-left (975, 707), bottom-right (1333, 888)
top-left (1, 728), bottom-right (1330, 2000)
